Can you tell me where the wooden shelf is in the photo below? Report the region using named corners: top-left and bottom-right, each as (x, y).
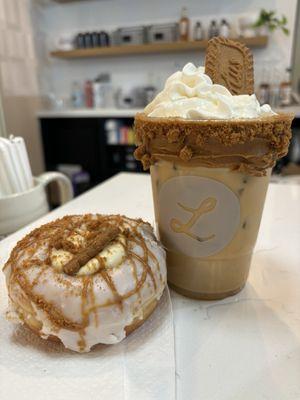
top-left (52, 0), bottom-right (83, 3)
top-left (50, 36), bottom-right (268, 59)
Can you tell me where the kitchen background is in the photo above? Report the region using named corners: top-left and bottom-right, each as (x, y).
top-left (0, 0), bottom-right (299, 200)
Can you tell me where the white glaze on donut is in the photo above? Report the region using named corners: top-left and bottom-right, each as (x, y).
top-left (3, 215), bottom-right (167, 352)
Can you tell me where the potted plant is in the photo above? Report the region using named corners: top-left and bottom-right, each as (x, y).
top-left (253, 9), bottom-right (289, 36)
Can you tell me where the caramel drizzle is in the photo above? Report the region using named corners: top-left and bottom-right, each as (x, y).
top-left (145, 246), bottom-right (163, 284)
top-left (128, 230), bottom-right (158, 290)
top-left (14, 272), bottom-right (83, 330)
top-left (5, 215), bottom-right (162, 339)
top-left (128, 251), bottom-right (156, 291)
top-left (101, 270), bottom-right (123, 311)
top-left (139, 234), bottom-right (163, 282)
top-left (88, 277), bottom-right (99, 328)
top-left (78, 277), bottom-right (90, 351)
top-left (77, 332), bottom-right (86, 352)
top-left (95, 255), bottom-right (106, 272)
top-left (31, 265), bottom-right (48, 288)
top-left (128, 257), bottom-right (142, 304)
top-left (86, 266), bottom-right (149, 316)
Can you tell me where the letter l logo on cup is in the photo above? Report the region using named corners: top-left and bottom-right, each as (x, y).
top-left (158, 176), bottom-right (240, 258)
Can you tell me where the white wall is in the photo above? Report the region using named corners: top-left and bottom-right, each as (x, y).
top-left (0, 0), bottom-right (44, 174)
top-left (0, 0), bottom-right (39, 97)
top-left (36, 0), bottom-right (297, 99)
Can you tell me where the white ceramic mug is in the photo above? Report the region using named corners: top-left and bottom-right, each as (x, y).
top-left (0, 172), bottom-right (73, 237)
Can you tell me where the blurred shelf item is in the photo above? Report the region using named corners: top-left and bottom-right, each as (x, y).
top-left (37, 108), bottom-right (143, 118)
top-left (51, 0), bottom-right (83, 3)
top-left (50, 36), bottom-right (268, 59)
top-left (105, 120), bottom-right (135, 145)
top-left (275, 105), bottom-right (300, 118)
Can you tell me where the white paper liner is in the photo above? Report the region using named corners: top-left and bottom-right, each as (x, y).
top-left (0, 240), bottom-right (175, 400)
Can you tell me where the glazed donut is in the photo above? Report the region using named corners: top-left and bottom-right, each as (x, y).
top-left (3, 214), bottom-right (167, 352)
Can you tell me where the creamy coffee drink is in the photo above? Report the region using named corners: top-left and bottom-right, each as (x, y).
top-left (151, 161), bottom-right (270, 298)
top-left (134, 38), bottom-right (293, 299)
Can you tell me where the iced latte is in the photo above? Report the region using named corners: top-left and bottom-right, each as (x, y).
top-left (134, 37), bottom-right (293, 299)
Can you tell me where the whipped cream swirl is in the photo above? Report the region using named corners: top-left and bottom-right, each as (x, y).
top-left (144, 63), bottom-right (275, 120)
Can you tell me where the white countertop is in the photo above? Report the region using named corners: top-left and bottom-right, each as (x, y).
top-left (37, 105), bottom-right (300, 119)
top-left (275, 105), bottom-right (300, 117)
top-left (37, 108), bottom-right (143, 118)
top-left (1, 173), bottom-right (300, 399)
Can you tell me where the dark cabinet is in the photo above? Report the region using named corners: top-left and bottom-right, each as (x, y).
top-left (39, 116), bottom-right (145, 195)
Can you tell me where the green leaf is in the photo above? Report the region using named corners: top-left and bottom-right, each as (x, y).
top-left (282, 27), bottom-right (290, 35)
top-left (254, 8), bottom-right (289, 34)
top-left (252, 20), bottom-right (263, 28)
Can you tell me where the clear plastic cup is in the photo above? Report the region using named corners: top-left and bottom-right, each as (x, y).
top-left (150, 160), bottom-right (271, 300)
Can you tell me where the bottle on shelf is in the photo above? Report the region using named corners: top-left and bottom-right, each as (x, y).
top-left (127, 128), bottom-right (135, 145)
top-left (179, 6), bottom-right (190, 41)
top-left (208, 20), bottom-right (219, 39)
top-left (91, 32), bottom-right (99, 48)
top-left (193, 21), bottom-right (204, 41)
top-left (144, 85), bottom-right (156, 104)
top-left (84, 80), bottom-right (94, 108)
top-left (83, 32), bottom-right (92, 48)
top-left (71, 81), bottom-right (83, 108)
top-left (270, 66), bottom-right (281, 108)
top-left (105, 120), bottom-right (119, 145)
top-left (219, 19), bottom-right (230, 38)
top-left (257, 65), bottom-right (270, 105)
top-left (120, 126), bottom-right (129, 144)
top-left (280, 68), bottom-right (292, 106)
top-left (99, 31), bottom-right (110, 47)
top-left (105, 120), bottom-right (135, 146)
top-left (75, 33), bottom-right (84, 49)
top-left (93, 73), bottom-right (114, 108)
top-left (144, 72), bottom-right (157, 105)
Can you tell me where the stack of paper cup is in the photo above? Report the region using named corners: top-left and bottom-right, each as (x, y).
top-left (0, 136), bottom-right (34, 197)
